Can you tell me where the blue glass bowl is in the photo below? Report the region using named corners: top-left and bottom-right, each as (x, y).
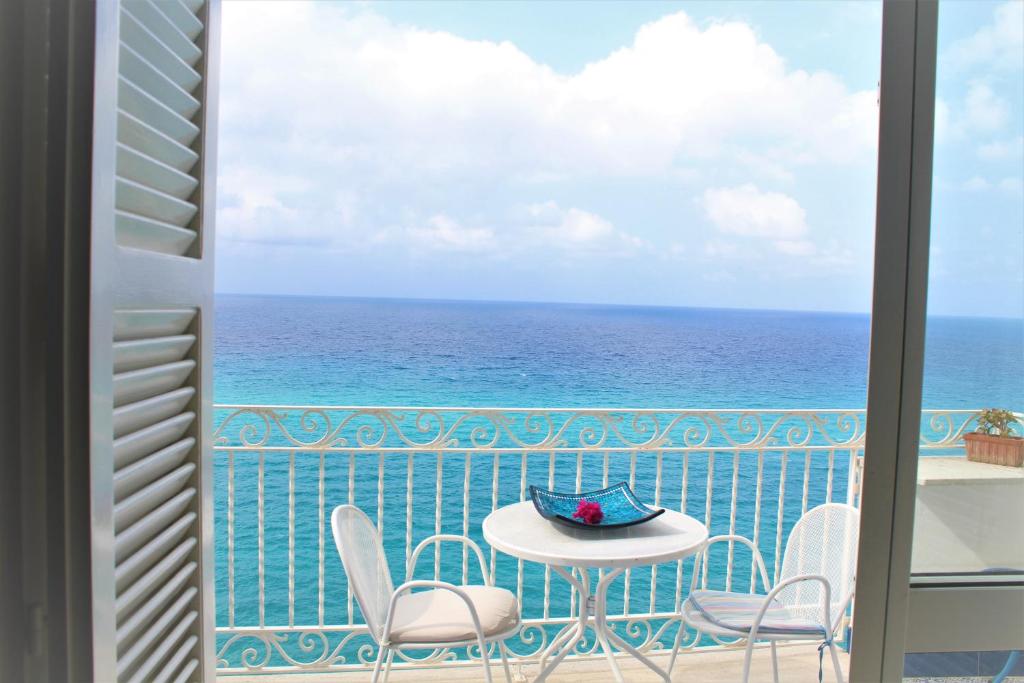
top-left (529, 482), bottom-right (665, 530)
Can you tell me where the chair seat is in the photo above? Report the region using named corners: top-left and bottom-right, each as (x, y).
top-left (684, 589), bottom-right (827, 638)
top-left (389, 585), bottom-right (520, 645)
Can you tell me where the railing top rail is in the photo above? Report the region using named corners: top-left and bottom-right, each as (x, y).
top-left (213, 404), bottom-right (981, 413)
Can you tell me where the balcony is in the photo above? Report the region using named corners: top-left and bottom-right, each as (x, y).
top-left (211, 406), bottom-right (982, 679)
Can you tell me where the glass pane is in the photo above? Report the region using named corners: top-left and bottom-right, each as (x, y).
top-left (903, 4), bottom-right (1022, 674)
top-left (911, 0), bottom-right (1024, 582)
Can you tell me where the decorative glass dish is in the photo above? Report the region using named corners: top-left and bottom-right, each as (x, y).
top-left (528, 482), bottom-right (665, 530)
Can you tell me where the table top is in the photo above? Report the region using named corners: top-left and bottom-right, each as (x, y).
top-left (483, 501), bottom-right (708, 569)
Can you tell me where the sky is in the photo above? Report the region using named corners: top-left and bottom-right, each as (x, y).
top-left (214, 1), bottom-right (1023, 317)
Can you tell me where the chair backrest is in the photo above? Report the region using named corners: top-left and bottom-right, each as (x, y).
top-left (330, 505), bottom-right (394, 642)
top-left (777, 503), bottom-right (859, 631)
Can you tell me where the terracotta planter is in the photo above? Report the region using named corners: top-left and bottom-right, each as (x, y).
top-left (963, 432), bottom-right (1024, 467)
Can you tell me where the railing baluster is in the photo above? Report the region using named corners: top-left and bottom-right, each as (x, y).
top-left (826, 448), bottom-right (835, 503)
top-left (801, 450), bottom-right (812, 515)
top-left (462, 451), bottom-right (471, 586)
top-left (490, 453), bottom-right (499, 580)
top-left (750, 449), bottom-right (765, 591)
top-left (318, 450), bottom-right (325, 627)
top-left (674, 451), bottom-right (689, 612)
top-left (377, 451), bottom-right (385, 545)
top-left (258, 450), bottom-right (265, 628)
top-left (702, 451), bottom-right (714, 589)
top-left (650, 450), bottom-right (663, 614)
top-left (725, 451), bottom-right (740, 592)
top-left (406, 452), bottom-right (414, 571)
top-left (288, 450), bottom-right (295, 628)
top-left (518, 451), bottom-right (527, 615)
top-left (623, 449), bottom-right (638, 616)
top-left (543, 450), bottom-right (555, 619)
top-left (347, 450), bottom-right (354, 625)
top-left (227, 450), bottom-right (235, 628)
top-left (600, 450), bottom-right (610, 588)
top-left (774, 452), bottom-right (789, 586)
top-left (435, 450), bottom-right (443, 581)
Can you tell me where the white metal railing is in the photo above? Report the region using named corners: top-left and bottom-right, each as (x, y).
top-left (211, 406), bottom-right (978, 674)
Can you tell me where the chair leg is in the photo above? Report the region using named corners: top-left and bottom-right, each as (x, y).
top-left (498, 642), bottom-right (513, 683)
top-left (741, 637), bottom-right (757, 683)
top-left (828, 640), bottom-right (845, 683)
top-left (476, 639), bottom-right (494, 683)
top-left (371, 645), bottom-right (389, 683)
top-left (382, 648), bottom-right (395, 683)
top-left (666, 617), bottom-right (688, 675)
top-left (770, 641), bottom-right (780, 683)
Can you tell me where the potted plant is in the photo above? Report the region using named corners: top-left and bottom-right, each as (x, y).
top-left (963, 408), bottom-right (1024, 467)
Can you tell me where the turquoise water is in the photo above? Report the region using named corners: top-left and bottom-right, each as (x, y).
top-left (212, 294), bottom-right (1022, 667)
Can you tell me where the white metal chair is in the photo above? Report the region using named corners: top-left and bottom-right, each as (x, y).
top-left (668, 503), bottom-right (859, 683)
top-left (330, 505), bottom-right (521, 683)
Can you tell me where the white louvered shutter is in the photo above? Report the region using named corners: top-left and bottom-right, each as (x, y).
top-left (90, 2), bottom-right (220, 682)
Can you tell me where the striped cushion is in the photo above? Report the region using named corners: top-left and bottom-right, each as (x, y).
top-left (686, 589), bottom-right (827, 637)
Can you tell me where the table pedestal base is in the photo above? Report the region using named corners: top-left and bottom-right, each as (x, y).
top-left (534, 566), bottom-right (671, 683)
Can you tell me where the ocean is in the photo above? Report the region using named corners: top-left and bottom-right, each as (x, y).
top-left (213, 294), bottom-right (1022, 410)
top-left (212, 294), bottom-right (1022, 667)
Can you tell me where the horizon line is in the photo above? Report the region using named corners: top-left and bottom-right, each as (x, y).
top-left (212, 290), bottom-right (1023, 321)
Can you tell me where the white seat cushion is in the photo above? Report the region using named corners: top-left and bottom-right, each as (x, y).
top-left (389, 585), bottom-right (519, 645)
top-left (684, 589), bottom-right (826, 638)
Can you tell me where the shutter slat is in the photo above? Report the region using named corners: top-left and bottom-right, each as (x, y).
top-left (118, 111), bottom-right (199, 173)
top-left (117, 144), bottom-right (199, 200)
top-left (117, 564), bottom-right (196, 647)
top-left (128, 1), bottom-right (202, 67)
top-left (114, 334), bottom-right (195, 373)
top-left (119, 44), bottom-right (201, 119)
top-left (116, 211), bottom-right (197, 256)
top-left (113, 360), bottom-right (195, 407)
top-left (116, 539), bottom-right (196, 619)
top-left (115, 490), bottom-right (196, 563)
top-left (116, 178), bottom-right (198, 227)
top-left (171, 659), bottom-right (198, 683)
top-left (115, 438), bottom-right (194, 500)
top-left (114, 412), bottom-right (194, 468)
top-left (154, 0), bottom-right (204, 42)
top-left (121, 7), bottom-right (201, 93)
top-left (117, 586), bottom-right (196, 677)
top-left (116, 512), bottom-right (196, 592)
top-left (126, 610), bottom-right (198, 683)
top-left (114, 309), bottom-right (195, 341)
top-left (114, 466), bottom-right (195, 531)
top-left (119, 78), bottom-right (199, 146)
top-left (152, 635), bottom-right (198, 683)
top-left (113, 387), bottom-right (195, 439)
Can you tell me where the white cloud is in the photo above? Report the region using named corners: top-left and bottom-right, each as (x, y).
top-left (525, 201), bottom-right (643, 252)
top-left (978, 136), bottom-right (1024, 161)
top-left (408, 215), bottom-right (496, 252)
top-left (702, 184), bottom-right (809, 242)
top-left (964, 82), bottom-right (1010, 132)
top-left (217, 165), bottom-right (357, 246)
top-left (220, 3), bottom-right (879, 188)
top-left (943, 1), bottom-right (1024, 72)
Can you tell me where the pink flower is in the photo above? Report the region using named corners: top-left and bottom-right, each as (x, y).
top-left (572, 500), bottom-right (604, 525)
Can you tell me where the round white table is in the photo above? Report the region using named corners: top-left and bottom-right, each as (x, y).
top-left (483, 501), bottom-right (708, 682)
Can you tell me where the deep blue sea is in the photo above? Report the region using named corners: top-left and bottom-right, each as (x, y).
top-left (212, 294), bottom-right (1022, 667)
top-left (214, 294), bottom-right (1022, 410)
